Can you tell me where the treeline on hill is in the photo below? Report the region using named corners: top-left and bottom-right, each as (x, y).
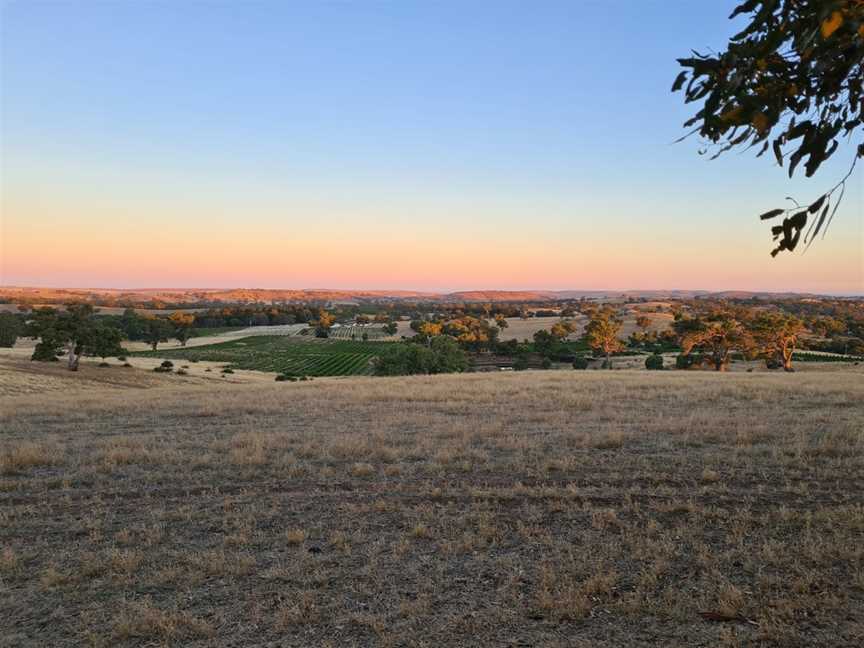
top-left (374, 300), bottom-right (864, 376)
top-left (2, 297), bottom-right (862, 375)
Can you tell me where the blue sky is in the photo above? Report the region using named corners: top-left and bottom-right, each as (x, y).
top-left (1, 1), bottom-right (861, 293)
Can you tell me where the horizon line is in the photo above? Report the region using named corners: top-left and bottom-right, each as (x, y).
top-left (1, 284), bottom-right (862, 298)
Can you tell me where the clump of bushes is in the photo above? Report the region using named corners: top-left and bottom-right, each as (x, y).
top-left (572, 356), bottom-right (589, 370)
top-left (153, 360), bottom-right (174, 373)
top-left (540, 357), bottom-right (552, 370)
top-left (513, 355), bottom-right (529, 371)
top-left (275, 374), bottom-right (298, 382)
top-left (117, 355), bottom-right (127, 362)
top-left (221, 368), bottom-right (234, 374)
top-left (645, 354), bottom-right (664, 370)
top-left (98, 362), bottom-right (111, 368)
top-left (675, 353), bottom-right (704, 370)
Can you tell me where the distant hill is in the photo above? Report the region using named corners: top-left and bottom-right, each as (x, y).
top-left (0, 285), bottom-right (850, 306)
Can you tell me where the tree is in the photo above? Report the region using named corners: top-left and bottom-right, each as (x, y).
top-left (585, 310), bottom-right (624, 369)
top-left (680, 314), bottom-right (753, 371)
top-left (383, 321), bottom-right (398, 335)
top-left (494, 314), bottom-right (509, 330)
top-left (532, 329), bottom-right (555, 356)
top-left (419, 321), bottom-right (443, 340)
top-left (88, 324), bottom-right (124, 361)
top-left (636, 315), bottom-right (652, 332)
top-left (169, 312), bottom-right (195, 347)
top-left (550, 320), bottom-right (577, 340)
top-left (0, 312), bottom-right (23, 347)
top-left (750, 312), bottom-right (805, 371)
top-left (315, 309), bottom-right (335, 338)
top-left (373, 335), bottom-right (467, 375)
top-left (26, 304), bottom-right (124, 370)
top-left (674, 1), bottom-right (864, 255)
top-left (144, 317), bottom-right (173, 351)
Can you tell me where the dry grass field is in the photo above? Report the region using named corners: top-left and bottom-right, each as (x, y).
top-left (2, 364), bottom-right (863, 647)
top-left (496, 309), bottom-right (674, 342)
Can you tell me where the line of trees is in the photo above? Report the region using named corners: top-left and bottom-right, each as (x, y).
top-left (674, 308), bottom-right (807, 372)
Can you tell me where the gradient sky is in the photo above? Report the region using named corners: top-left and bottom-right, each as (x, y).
top-left (1, 1), bottom-right (862, 294)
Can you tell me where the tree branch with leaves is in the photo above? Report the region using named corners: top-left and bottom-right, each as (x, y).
top-left (674, 0), bottom-right (864, 256)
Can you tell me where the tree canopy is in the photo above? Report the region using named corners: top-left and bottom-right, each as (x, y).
top-left (27, 305), bottom-right (124, 369)
top-left (675, 0), bottom-right (864, 256)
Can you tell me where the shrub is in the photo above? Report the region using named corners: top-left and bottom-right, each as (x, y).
top-left (160, 360), bottom-right (174, 369)
top-left (117, 355), bottom-right (127, 362)
top-left (541, 357), bottom-right (552, 370)
top-left (275, 374), bottom-right (298, 382)
top-left (176, 368), bottom-right (188, 375)
top-left (572, 356), bottom-right (589, 370)
top-left (153, 366), bottom-right (172, 373)
top-left (123, 362), bottom-right (133, 368)
top-left (222, 368), bottom-right (234, 374)
top-left (675, 353), bottom-right (692, 370)
top-left (98, 362), bottom-right (111, 368)
top-left (513, 355), bottom-right (529, 371)
top-left (645, 354), bottom-right (664, 370)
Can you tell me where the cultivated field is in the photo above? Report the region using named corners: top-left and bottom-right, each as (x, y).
top-left (131, 336), bottom-right (383, 376)
top-left (2, 364), bottom-right (863, 647)
top-left (327, 324), bottom-right (398, 341)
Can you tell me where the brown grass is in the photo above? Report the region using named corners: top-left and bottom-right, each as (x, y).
top-left (1, 368), bottom-right (863, 646)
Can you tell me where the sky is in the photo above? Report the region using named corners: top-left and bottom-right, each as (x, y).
top-left (1, 0), bottom-right (862, 294)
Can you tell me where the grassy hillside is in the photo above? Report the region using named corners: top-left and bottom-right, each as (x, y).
top-left (2, 368), bottom-right (863, 646)
top-left (131, 336), bottom-right (382, 376)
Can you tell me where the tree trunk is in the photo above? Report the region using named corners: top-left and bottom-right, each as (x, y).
top-left (782, 343), bottom-right (795, 372)
top-left (151, 341), bottom-right (158, 351)
top-left (67, 343), bottom-right (79, 371)
top-left (605, 349), bottom-right (611, 369)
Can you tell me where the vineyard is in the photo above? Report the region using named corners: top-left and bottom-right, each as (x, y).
top-left (131, 336), bottom-right (382, 376)
top-left (326, 324), bottom-right (396, 340)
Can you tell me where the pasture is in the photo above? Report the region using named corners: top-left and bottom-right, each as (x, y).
top-left (495, 308), bottom-right (674, 342)
top-left (1, 365), bottom-right (863, 646)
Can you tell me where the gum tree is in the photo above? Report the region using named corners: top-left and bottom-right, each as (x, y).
top-left (675, 1), bottom-right (864, 255)
top-left (585, 310), bottom-right (624, 369)
top-left (750, 311), bottom-right (805, 370)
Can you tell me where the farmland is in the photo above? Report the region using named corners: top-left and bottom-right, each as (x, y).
top-left (131, 336), bottom-right (382, 376)
top-left (326, 324), bottom-right (397, 341)
top-left (2, 365), bottom-right (863, 646)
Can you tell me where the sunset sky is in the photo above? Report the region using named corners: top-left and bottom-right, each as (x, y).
top-left (1, 1), bottom-right (862, 294)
